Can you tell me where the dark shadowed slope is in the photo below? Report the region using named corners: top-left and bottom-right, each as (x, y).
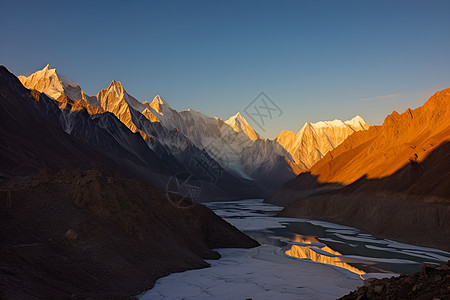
top-left (0, 65), bottom-right (172, 185)
top-left (278, 141), bottom-right (450, 251)
top-left (0, 65), bottom-right (259, 299)
top-left (1, 65), bottom-right (264, 200)
top-left (0, 170), bottom-right (258, 299)
top-left (17, 65), bottom-right (270, 198)
top-left (0, 66), bottom-right (108, 176)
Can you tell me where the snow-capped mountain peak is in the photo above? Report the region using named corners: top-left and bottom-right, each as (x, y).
top-left (304, 116), bottom-right (369, 132)
top-left (225, 112), bottom-right (261, 141)
top-left (152, 95), bottom-right (166, 105)
top-left (18, 64), bottom-right (82, 100)
top-left (344, 115), bottom-right (369, 130)
top-left (276, 115), bottom-right (369, 169)
top-left (17, 64), bottom-right (371, 194)
top-left (311, 119), bottom-right (346, 129)
top-left (95, 79), bottom-right (147, 115)
top-left (106, 80), bottom-right (125, 98)
top-left (148, 95), bottom-right (169, 113)
top-left (226, 112), bottom-right (247, 125)
top-left (40, 64), bottom-right (55, 74)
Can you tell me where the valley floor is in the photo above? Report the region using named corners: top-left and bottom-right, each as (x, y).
top-left (139, 199), bottom-right (450, 299)
top-left (139, 245), bottom-right (362, 300)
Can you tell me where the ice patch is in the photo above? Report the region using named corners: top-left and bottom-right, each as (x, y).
top-left (222, 216), bottom-right (297, 231)
top-left (400, 250), bottom-right (450, 262)
top-left (385, 240), bottom-right (450, 256)
top-left (318, 237), bottom-right (346, 244)
top-left (326, 229), bottom-right (360, 235)
top-left (361, 273), bottom-right (398, 280)
top-left (340, 255), bottom-right (418, 264)
top-left (138, 246), bottom-right (362, 300)
top-left (335, 234), bottom-right (390, 245)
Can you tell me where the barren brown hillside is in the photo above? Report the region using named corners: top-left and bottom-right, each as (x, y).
top-left (266, 88), bottom-right (450, 250)
top-left (310, 88), bottom-right (450, 184)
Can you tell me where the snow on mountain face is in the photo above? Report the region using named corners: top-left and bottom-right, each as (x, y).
top-left (18, 65), bottom-right (370, 193)
top-left (276, 116), bottom-right (369, 169)
top-left (58, 74), bottom-right (79, 89)
top-left (137, 100), bottom-right (260, 179)
top-left (225, 112), bottom-right (261, 141)
top-left (344, 115), bottom-right (370, 131)
top-left (18, 64), bottom-right (85, 101)
top-left (18, 66), bottom-right (281, 184)
top-left (129, 98), bottom-right (293, 182)
top-left (145, 95), bottom-right (170, 114)
top-left (92, 86), bottom-right (294, 185)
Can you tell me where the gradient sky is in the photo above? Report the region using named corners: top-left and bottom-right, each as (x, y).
top-left (1, 0), bottom-right (449, 138)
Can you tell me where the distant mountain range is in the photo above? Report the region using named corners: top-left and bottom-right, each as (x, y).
top-left (13, 64), bottom-right (369, 198)
top-left (276, 115), bottom-right (369, 169)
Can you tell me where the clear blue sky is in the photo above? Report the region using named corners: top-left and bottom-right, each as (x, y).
top-left (1, 0), bottom-right (449, 138)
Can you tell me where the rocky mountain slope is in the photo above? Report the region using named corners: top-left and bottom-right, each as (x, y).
top-left (18, 65), bottom-right (288, 192)
top-left (1, 66), bottom-right (118, 177)
top-left (309, 88), bottom-right (450, 184)
top-left (18, 64), bottom-right (370, 193)
top-left (16, 66), bottom-right (263, 199)
top-left (339, 262), bottom-right (450, 300)
top-left (268, 89), bottom-right (450, 251)
top-left (278, 141), bottom-right (450, 251)
top-left (0, 169), bottom-right (259, 299)
top-left (1, 65), bottom-right (259, 299)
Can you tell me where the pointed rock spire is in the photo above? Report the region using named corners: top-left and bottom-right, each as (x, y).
top-left (149, 95), bottom-right (169, 113)
top-left (225, 112), bottom-right (260, 141)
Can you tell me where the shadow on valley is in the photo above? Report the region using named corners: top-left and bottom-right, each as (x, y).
top-left (0, 169), bottom-right (259, 299)
top-left (269, 141), bottom-right (450, 251)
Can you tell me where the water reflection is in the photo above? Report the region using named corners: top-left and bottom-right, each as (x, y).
top-left (207, 199), bottom-right (450, 275)
top-left (285, 234), bottom-right (365, 276)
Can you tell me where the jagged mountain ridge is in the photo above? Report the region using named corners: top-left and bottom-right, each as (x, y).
top-left (276, 116), bottom-right (369, 169)
top-left (90, 79), bottom-right (272, 183)
top-left (11, 66), bottom-right (263, 200)
top-left (18, 64), bottom-right (89, 103)
top-left (225, 112), bottom-right (261, 141)
top-left (1, 66), bottom-right (176, 187)
top-left (19, 66), bottom-right (258, 178)
top-left (18, 64), bottom-right (370, 193)
top-left (18, 65), bottom-right (295, 190)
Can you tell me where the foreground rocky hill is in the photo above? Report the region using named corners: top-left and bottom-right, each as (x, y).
top-left (339, 261), bottom-right (450, 300)
top-left (0, 169), bottom-right (258, 299)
